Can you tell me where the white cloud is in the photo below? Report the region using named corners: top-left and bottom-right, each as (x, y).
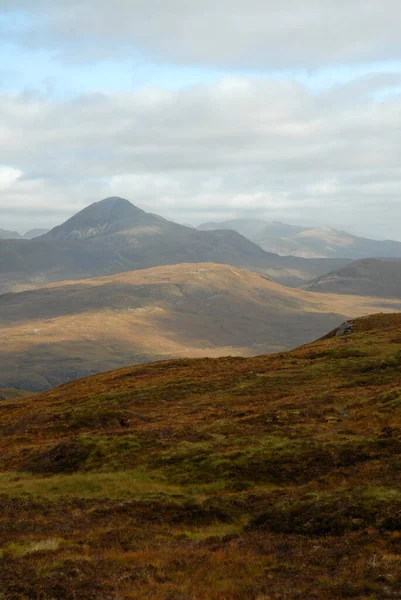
top-left (0, 73), bottom-right (401, 238)
top-left (0, 165), bottom-right (22, 189)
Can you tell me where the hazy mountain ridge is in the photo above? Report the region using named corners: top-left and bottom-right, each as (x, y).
top-left (305, 258), bottom-right (401, 298)
top-left (23, 228), bottom-right (49, 239)
top-left (0, 228), bottom-right (49, 240)
top-left (0, 228), bottom-right (22, 240)
top-left (198, 218), bottom-right (401, 259)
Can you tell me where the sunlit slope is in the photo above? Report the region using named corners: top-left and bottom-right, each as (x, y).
top-left (1, 263), bottom-right (401, 391)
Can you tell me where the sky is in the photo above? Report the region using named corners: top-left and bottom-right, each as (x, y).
top-left (0, 1), bottom-right (401, 239)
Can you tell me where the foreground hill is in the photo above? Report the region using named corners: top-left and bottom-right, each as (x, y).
top-left (1, 262), bottom-right (401, 391)
top-left (1, 313), bottom-right (401, 598)
top-left (199, 218), bottom-right (401, 259)
top-left (305, 258), bottom-right (401, 298)
top-left (0, 197), bottom-right (349, 293)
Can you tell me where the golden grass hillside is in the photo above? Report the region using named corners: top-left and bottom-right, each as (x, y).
top-left (1, 313), bottom-right (401, 598)
top-left (1, 262), bottom-right (401, 391)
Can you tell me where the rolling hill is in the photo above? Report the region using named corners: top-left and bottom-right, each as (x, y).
top-left (198, 218), bottom-right (401, 259)
top-left (0, 197), bottom-right (349, 294)
top-left (305, 258), bottom-right (401, 298)
top-left (1, 313), bottom-right (401, 599)
top-left (1, 262), bottom-right (401, 391)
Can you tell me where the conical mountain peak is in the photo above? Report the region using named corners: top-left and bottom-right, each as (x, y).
top-left (42, 197), bottom-right (152, 241)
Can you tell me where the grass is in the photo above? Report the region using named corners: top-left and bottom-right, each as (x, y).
top-left (1, 313), bottom-right (401, 598)
top-left (0, 470), bottom-right (184, 500)
top-left (0, 538), bottom-right (62, 560)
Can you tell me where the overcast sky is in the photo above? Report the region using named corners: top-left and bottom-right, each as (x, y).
top-left (0, 1), bottom-right (401, 238)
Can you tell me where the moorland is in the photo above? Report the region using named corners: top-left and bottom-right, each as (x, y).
top-left (1, 313), bottom-right (401, 599)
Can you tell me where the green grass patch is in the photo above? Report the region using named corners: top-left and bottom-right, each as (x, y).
top-left (0, 470), bottom-right (183, 500)
top-left (0, 538), bottom-right (62, 560)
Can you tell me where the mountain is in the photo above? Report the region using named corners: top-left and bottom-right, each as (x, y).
top-left (23, 228), bottom-right (49, 239)
top-left (0, 228), bottom-right (22, 239)
top-left (305, 258), bottom-right (401, 298)
top-left (1, 262), bottom-right (400, 391)
top-left (198, 218), bottom-right (401, 259)
top-left (0, 197), bottom-right (350, 294)
top-left (0, 228), bottom-right (48, 240)
top-left (41, 197), bottom-right (153, 241)
top-left (1, 313), bottom-right (401, 599)
top-left (198, 218), bottom-right (305, 247)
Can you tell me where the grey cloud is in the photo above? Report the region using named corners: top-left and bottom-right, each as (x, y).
top-left (1, 1), bottom-right (401, 68)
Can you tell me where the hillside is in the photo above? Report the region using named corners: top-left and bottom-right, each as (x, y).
top-left (198, 218), bottom-right (401, 259)
top-left (0, 197), bottom-right (349, 293)
top-left (2, 262), bottom-right (401, 391)
top-left (0, 388), bottom-right (33, 401)
top-left (1, 313), bottom-right (401, 598)
top-left (305, 258), bottom-right (401, 298)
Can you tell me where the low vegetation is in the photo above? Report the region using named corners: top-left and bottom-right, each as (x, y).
top-left (1, 262), bottom-right (401, 392)
top-left (1, 313), bottom-right (401, 598)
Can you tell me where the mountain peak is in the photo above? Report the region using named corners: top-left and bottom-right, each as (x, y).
top-left (83, 196), bottom-right (143, 217)
top-left (42, 197), bottom-right (151, 241)
top-left (94, 196), bottom-right (133, 209)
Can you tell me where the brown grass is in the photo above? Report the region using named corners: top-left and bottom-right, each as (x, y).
top-left (1, 312), bottom-right (401, 598)
top-left (1, 262), bottom-right (401, 391)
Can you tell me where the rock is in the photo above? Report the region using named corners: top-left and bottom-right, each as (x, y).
top-left (336, 321), bottom-right (353, 336)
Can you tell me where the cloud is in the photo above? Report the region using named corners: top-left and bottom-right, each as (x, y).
top-left (1, 72), bottom-right (401, 238)
top-left (1, 1), bottom-right (401, 69)
top-left (0, 165), bottom-right (22, 189)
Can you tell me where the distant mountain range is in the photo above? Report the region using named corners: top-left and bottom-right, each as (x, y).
top-left (198, 219), bottom-right (401, 259)
top-left (1, 262), bottom-right (400, 391)
top-left (304, 258), bottom-right (401, 298)
top-left (0, 228), bottom-right (49, 240)
top-left (0, 197), bottom-right (349, 294)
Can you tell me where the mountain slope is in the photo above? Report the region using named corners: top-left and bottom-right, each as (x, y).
top-left (1, 262), bottom-right (401, 391)
top-left (305, 258), bottom-right (401, 298)
top-left (1, 313), bottom-right (401, 599)
top-left (0, 198), bottom-right (350, 293)
top-left (41, 197), bottom-right (155, 241)
top-left (198, 218), bottom-right (401, 259)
